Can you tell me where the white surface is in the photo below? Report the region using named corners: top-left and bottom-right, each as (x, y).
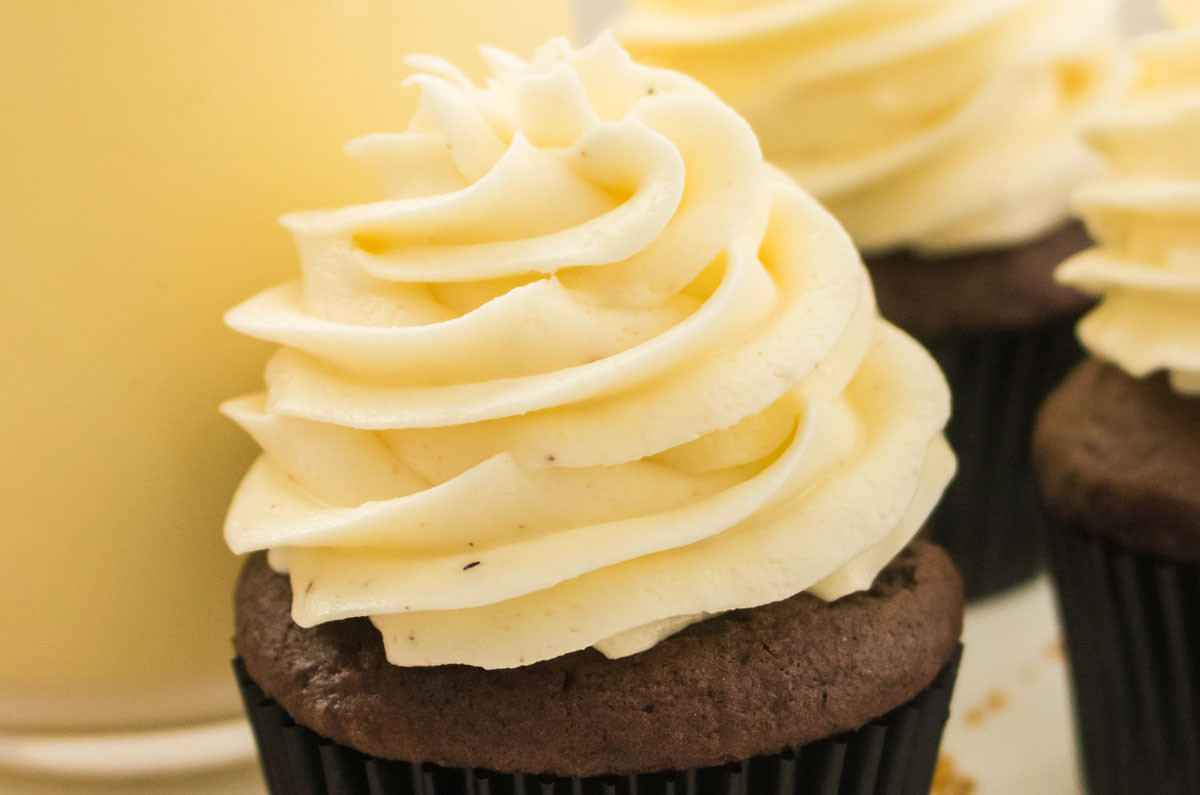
top-left (0, 719), bottom-right (264, 794)
top-left (0, 718), bottom-right (256, 779)
top-left (940, 576), bottom-right (1082, 794)
top-left (0, 762), bottom-right (265, 795)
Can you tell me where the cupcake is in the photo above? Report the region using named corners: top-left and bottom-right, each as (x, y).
top-left (222, 35), bottom-right (963, 793)
top-left (616, 0), bottom-right (1124, 598)
top-left (1033, 4), bottom-right (1200, 793)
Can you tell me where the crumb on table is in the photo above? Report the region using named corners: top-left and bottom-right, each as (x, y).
top-left (932, 754), bottom-right (978, 795)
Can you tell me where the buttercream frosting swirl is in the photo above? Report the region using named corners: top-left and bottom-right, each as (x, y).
top-left (222, 35), bottom-right (954, 669)
top-left (1057, 3), bottom-right (1200, 394)
top-left (617, 0), bottom-right (1123, 254)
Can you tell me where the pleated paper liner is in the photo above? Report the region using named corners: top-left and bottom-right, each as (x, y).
top-left (1045, 520), bottom-right (1200, 795)
top-left (235, 645), bottom-right (961, 795)
top-left (922, 317), bottom-right (1081, 600)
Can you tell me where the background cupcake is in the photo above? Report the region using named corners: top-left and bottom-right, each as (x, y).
top-left (616, 0), bottom-right (1125, 599)
top-left (223, 35), bottom-right (964, 793)
top-left (1034, 3), bottom-right (1200, 792)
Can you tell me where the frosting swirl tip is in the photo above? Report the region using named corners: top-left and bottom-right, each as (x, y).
top-left (1059, 8), bottom-right (1200, 394)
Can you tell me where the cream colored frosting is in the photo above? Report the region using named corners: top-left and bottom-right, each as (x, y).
top-left (618, 0), bottom-right (1123, 254)
top-left (223, 35), bottom-right (954, 669)
top-left (1057, 5), bottom-right (1200, 394)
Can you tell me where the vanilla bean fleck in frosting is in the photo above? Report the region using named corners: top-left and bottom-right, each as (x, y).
top-left (222, 35), bottom-right (954, 669)
top-left (1057, 3), bottom-right (1200, 394)
top-left (617, 0), bottom-right (1123, 254)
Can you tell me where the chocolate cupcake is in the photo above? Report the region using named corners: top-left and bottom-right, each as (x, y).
top-left (236, 543), bottom-right (963, 793)
top-left (1034, 6), bottom-right (1200, 793)
top-left (221, 35), bottom-right (963, 793)
top-left (617, 0), bottom-right (1124, 598)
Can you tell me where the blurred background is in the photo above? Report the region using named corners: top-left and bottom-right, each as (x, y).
top-left (0, 1), bottom-right (571, 788)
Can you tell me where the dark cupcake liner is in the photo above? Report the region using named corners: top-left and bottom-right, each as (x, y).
top-left (1045, 519), bottom-right (1200, 795)
top-left (234, 645), bottom-right (961, 795)
top-left (921, 317), bottom-right (1081, 600)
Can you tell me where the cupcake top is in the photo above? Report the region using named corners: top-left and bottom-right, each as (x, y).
top-left (1057, 2), bottom-right (1200, 394)
top-left (222, 35), bottom-right (953, 670)
top-left (617, 0), bottom-right (1122, 254)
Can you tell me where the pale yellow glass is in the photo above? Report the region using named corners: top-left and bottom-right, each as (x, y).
top-left (0, 0), bottom-right (570, 735)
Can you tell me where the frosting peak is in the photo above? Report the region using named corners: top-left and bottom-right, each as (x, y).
top-left (223, 35), bottom-right (953, 669)
top-left (1057, 11), bottom-right (1200, 394)
top-left (618, 0), bottom-right (1123, 254)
